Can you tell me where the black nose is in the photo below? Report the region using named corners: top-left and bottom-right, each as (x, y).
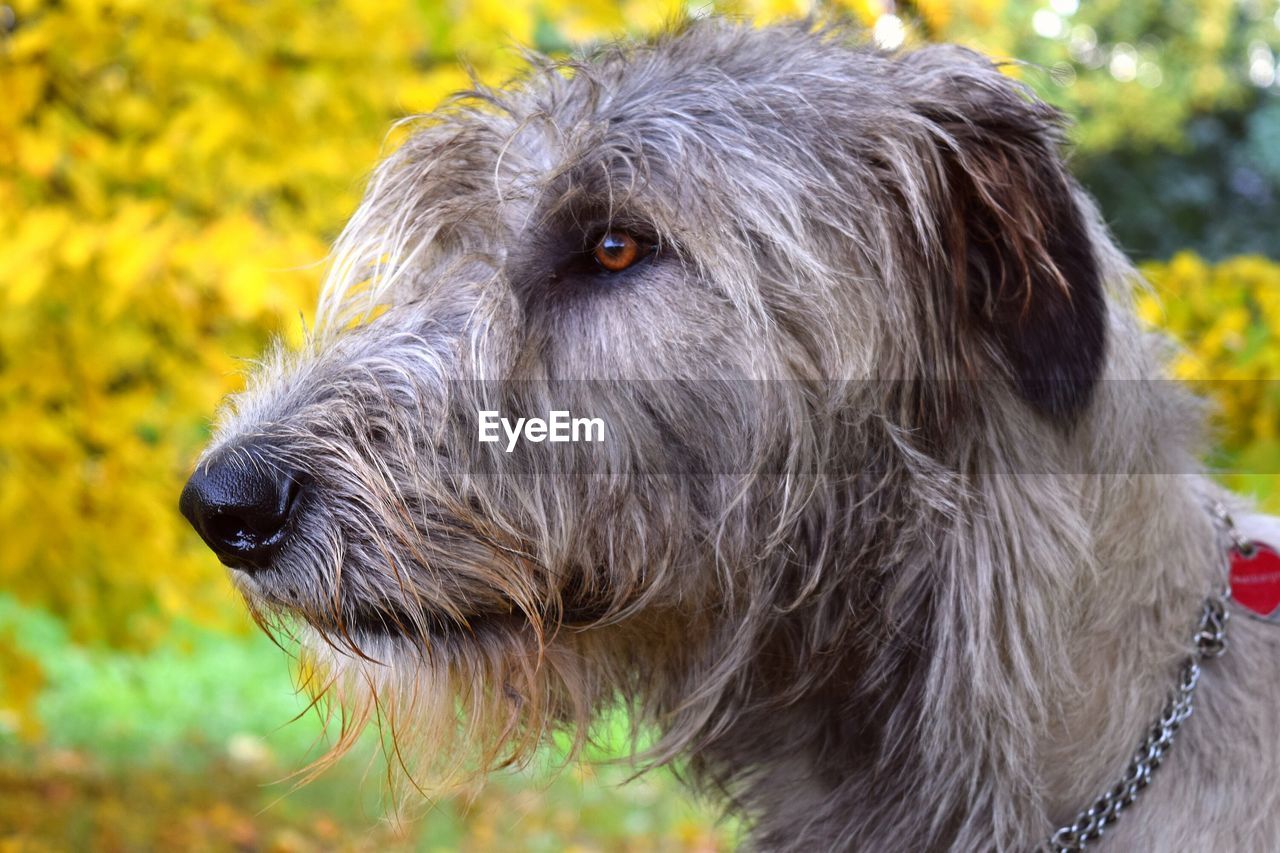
top-left (179, 445), bottom-right (299, 572)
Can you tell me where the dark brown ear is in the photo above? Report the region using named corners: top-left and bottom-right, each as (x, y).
top-left (906, 47), bottom-right (1107, 425)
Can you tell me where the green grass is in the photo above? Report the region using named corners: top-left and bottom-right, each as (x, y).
top-left (0, 595), bottom-right (728, 850)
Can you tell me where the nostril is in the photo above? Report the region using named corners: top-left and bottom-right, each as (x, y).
top-left (206, 511), bottom-right (274, 552)
top-left (179, 442), bottom-right (302, 572)
top-left (206, 513), bottom-right (248, 548)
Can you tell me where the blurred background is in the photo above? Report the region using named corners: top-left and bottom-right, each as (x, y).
top-left (2, 0), bottom-right (1278, 849)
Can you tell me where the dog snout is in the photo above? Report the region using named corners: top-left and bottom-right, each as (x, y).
top-left (179, 442), bottom-right (301, 572)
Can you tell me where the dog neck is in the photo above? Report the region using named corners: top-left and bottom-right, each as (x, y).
top-left (1035, 482), bottom-right (1224, 799)
top-left (692, 380), bottom-right (1227, 850)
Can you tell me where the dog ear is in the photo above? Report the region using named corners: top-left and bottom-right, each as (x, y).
top-left (901, 47), bottom-right (1107, 425)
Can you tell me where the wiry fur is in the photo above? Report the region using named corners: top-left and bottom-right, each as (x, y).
top-left (197, 19), bottom-right (1280, 850)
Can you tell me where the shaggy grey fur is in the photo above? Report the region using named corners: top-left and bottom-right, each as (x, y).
top-left (195, 19), bottom-right (1280, 851)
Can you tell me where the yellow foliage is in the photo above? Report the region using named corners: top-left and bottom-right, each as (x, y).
top-left (0, 638), bottom-right (43, 741)
top-left (0, 1), bottom-right (543, 645)
top-left (1140, 254), bottom-right (1280, 504)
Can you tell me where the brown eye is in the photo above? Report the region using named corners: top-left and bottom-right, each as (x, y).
top-left (592, 231), bottom-right (643, 272)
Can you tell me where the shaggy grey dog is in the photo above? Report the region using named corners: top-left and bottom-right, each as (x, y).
top-left (180, 19), bottom-right (1280, 851)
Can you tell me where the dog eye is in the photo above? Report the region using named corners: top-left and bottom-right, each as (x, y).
top-left (592, 231), bottom-right (647, 272)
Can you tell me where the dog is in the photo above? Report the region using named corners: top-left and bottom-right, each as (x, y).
top-left (179, 19), bottom-right (1280, 850)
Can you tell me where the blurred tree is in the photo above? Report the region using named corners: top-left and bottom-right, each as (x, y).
top-left (903, 0), bottom-right (1280, 153)
top-left (1, 0), bottom-right (445, 647)
top-left (1139, 253), bottom-right (1280, 505)
top-left (894, 0), bottom-right (1280, 259)
top-left (1075, 95), bottom-right (1280, 260)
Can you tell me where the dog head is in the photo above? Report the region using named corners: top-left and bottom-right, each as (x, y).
top-left (180, 19), bottom-right (1107, 783)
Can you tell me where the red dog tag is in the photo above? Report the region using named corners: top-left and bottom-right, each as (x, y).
top-left (1230, 542), bottom-right (1280, 621)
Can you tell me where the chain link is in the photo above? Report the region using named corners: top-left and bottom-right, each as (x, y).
top-left (1210, 501), bottom-right (1256, 560)
top-left (1038, 505), bottom-right (1238, 852)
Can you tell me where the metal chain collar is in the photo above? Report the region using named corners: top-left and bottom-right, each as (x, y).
top-left (1038, 504), bottom-right (1238, 852)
